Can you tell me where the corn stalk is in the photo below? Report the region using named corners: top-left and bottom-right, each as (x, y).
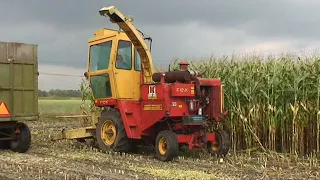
top-left (79, 78), bottom-right (101, 126)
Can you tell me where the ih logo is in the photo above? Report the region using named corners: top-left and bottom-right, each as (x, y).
top-left (0, 102), bottom-right (10, 117)
top-left (148, 85), bottom-right (157, 99)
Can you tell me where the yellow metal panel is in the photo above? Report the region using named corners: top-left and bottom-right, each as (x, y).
top-left (132, 47), bottom-right (141, 100)
top-left (89, 29), bottom-right (130, 42)
top-left (143, 104), bottom-right (162, 110)
top-left (51, 126), bottom-right (95, 140)
top-left (113, 70), bottom-right (134, 99)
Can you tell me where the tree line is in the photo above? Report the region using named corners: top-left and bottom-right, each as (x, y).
top-left (38, 89), bottom-right (82, 97)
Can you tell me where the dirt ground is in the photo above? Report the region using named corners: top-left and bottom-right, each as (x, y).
top-left (0, 116), bottom-right (319, 180)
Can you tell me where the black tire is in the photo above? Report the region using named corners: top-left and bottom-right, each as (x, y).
top-left (207, 129), bottom-right (230, 157)
top-left (0, 141), bottom-right (10, 150)
top-left (10, 122), bottom-right (31, 153)
top-left (155, 130), bottom-right (179, 161)
top-left (96, 108), bottom-right (133, 153)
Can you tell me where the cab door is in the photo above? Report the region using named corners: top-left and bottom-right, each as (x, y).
top-left (88, 37), bottom-right (115, 100)
top-left (113, 40), bottom-right (134, 99)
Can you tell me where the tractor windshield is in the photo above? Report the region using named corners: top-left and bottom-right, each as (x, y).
top-left (88, 40), bottom-right (113, 99)
top-left (89, 40), bottom-right (112, 71)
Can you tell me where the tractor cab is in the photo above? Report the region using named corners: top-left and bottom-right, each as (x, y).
top-left (85, 28), bottom-right (142, 103)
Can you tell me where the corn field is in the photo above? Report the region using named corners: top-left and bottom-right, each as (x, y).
top-left (168, 52), bottom-right (320, 156)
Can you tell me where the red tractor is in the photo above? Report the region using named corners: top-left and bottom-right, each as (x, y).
top-left (56, 6), bottom-right (230, 161)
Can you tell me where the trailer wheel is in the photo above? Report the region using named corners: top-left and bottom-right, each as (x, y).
top-left (10, 122), bottom-right (31, 153)
top-left (155, 130), bottom-right (179, 161)
top-left (207, 129), bottom-right (230, 157)
top-left (96, 108), bottom-right (133, 153)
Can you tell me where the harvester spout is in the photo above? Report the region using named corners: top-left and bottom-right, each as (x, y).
top-left (99, 6), bottom-right (155, 84)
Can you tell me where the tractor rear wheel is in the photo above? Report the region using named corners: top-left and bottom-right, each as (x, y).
top-left (96, 108), bottom-right (133, 153)
top-left (155, 130), bottom-right (179, 161)
top-left (207, 129), bottom-right (230, 157)
top-left (10, 122), bottom-right (31, 153)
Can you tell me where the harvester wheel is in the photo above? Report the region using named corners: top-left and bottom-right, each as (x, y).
top-left (96, 108), bottom-right (133, 153)
top-left (155, 130), bottom-right (179, 161)
top-left (10, 122), bottom-right (31, 153)
top-left (207, 129), bottom-right (230, 157)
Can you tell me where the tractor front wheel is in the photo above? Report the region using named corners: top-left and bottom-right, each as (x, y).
top-left (96, 108), bottom-right (133, 153)
top-left (207, 129), bottom-right (230, 157)
top-left (10, 122), bottom-right (31, 153)
top-left (155, 130), bottom-right (179, 161)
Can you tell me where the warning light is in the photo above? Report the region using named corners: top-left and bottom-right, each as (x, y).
top-left (0, 102), bottom-right (10, 117)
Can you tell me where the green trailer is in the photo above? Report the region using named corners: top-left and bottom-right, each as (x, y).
top-left (0, 41), bottom-right (38, 153)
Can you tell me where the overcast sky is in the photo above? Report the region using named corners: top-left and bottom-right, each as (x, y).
top-left (1, 0), bottom-right (319, 90)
